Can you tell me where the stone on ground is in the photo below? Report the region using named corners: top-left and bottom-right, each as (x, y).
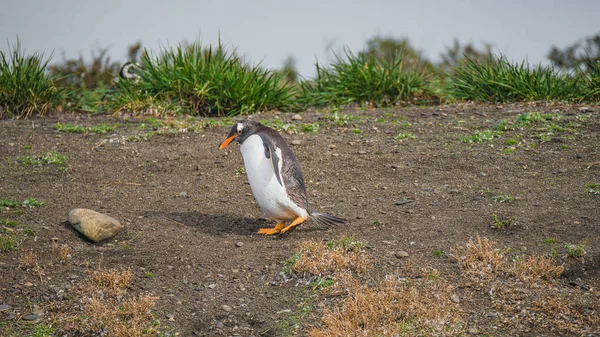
top-left (68, 208), bottom-right (123, 242)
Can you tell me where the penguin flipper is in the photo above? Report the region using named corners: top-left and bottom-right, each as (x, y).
top-left (262, 137), bottom-right (283, 187)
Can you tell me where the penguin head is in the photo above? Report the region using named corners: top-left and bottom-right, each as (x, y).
top-left (219, 120), bottom-right (261, 149)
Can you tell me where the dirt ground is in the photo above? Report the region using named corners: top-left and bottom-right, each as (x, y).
top-left (1, 103), bottom-right (599, 336)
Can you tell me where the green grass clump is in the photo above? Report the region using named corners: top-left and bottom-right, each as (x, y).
top-left (325, 236), bottom-right (367, 252)
top-left (587, 183), bottom-right (600, 195)
top-left (394, 132), bottom-right (416, 141)
top-left (565, 242), bottom-right (586, 258)
top-left (0, 40), bottom-right (65, 118)
top-left (104, 40), bottom-right (295, 116)
top-left (491, 213), bottom-right (517, 229)
top-left (16, 151), bottom-right (68, 167)
top-left (461, 129), bottom-right (502, 143)
top-left (447, 55), bottom-right (579, 102)
top-left (299, 50), bottom-right (434, 107)
top-left (0, 219), bottom-right (34, 252)
top-left (54, 122), bottom-right (119, 134)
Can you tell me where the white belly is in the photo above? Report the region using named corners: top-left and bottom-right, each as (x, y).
top-left (240, 135), bottom-right (307, 221)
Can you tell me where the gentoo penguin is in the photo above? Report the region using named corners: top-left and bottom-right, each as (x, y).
top-left (219, 120), bottom-right (345, 235)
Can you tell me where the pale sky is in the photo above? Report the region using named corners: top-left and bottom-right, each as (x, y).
top-left (1, 0), bottom-right (599, 78)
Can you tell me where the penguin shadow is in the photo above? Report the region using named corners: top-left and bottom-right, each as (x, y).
top-left (141, 211), bottom-right (270, 236)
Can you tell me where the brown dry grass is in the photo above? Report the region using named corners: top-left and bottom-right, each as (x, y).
top-left (452, 235), bottom-right (599, 335)
top-left (309, 276), bottom-right (465, 337)
top-left (452, 234), bottom-right (505, 279)
top-left (510, 255), bottom-right (564, 283)
top-left (83, 294), bottom-right (160, 337)
top-left (86, 268), bottom-right (133, 296)
top-left (51, 242), bottom-right (72, 262)
top-left (291, 239), bottom-right (371, 278)
top-left (18, 248), bottom-right (37, 268)
top-left (53, 267), bottom-right (160, 336)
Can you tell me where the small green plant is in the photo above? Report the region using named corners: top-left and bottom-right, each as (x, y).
top-left (31, 324), bottom-right (55, 337)
top-left (283, 253), bottom-right (301, 275)
top-left (543, 237), bottom-right (556, 245)
top-left (394, 132), bottom-right (416, 141)
top-left (494, 120), bottom-right (511, 131)
top-left (325, 236), bottom-right (367, 252)
top-left (587, 183), bottom-right (600, 195)
top-left (505, 138), bottom-right (518, 146)
top-left (352, 129), bottom-right (362, 134)
top-left (54, 122), bottom-right (120, 134)
top-left (310, 277), bottom-right (335, 289)
top-left (1, 198), bottom-right (44, 211)
top-left (534, 132), bottom-right (552, 143)
top-left (234, 167), bottom-right (246, 176)
top-left (145, 271), bottom-right (156, 279)
top-left (493, 194), bottom-right (514, 203)
top-left (128, 132), bottom-right (155, 142)
top-left (433, 249), bottom-right (445, 257)
top-left (299, 123), bottom-right (320, 133)
top-left (491, 213), bottom-right (517, 229)
top-left (461, 129), bottom-right (502, 143)
top-left (16, 151), bottom-right (68, 167)
top-left (564, 241), bottom-right (587, 258)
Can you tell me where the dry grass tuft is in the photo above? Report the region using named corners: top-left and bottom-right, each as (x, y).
top-left (291, 239), bottom-right (371, 279)
top-left (452, 234), bottom-right (505, 279)
top-left (87, 268), bottom-right (133, 296)
top-left (51, 242), bottom-right (72, 262)
top-left (510, 255), bottom-right (564, 283)
top-left (84, 294), bottom-right (160, 337)
top-left (310, 275), bottom-right (466, 337)
top-left (18, 248), bottom-right (37, 268)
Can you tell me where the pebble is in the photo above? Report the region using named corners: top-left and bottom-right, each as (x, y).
top-left (576, 154), bottom-right (584, 159)
top-left (394, 251), bottom-right (409, 258)
top-left (208, 284), bottom-right (217, 289)
top-left (328, 144), bottom-right (336, 149)
top-left (235, 241), bottom-right (244, 247)
top-left (216, 321), bottom-right (224, 329)
top-left (358, 150), bottom-right (367, 155)
top-left (451, 294), bottom-right (460, 303)
top-left (395, 200), bottom-right (412, 206)
top-left (291, 114), bottom-right (303, 121)
top-left (468, 327), bottom-right (479, 334)
top-left (290, 140), bottom-right (302, 146)
top-left (0, 305), bottom-right (11, 311)
top-left (448, 189), bottom-right (460, 194)
top-left (222, 305), bottom-right (233, 312)
top-left (23, 314), bottom-right (40, 321)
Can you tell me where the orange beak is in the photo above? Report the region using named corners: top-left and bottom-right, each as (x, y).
top-left (219, 134), bottom-right (238, 149)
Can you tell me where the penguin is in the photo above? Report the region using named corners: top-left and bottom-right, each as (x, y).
top-left (219, 119), bottom-right (345, 235)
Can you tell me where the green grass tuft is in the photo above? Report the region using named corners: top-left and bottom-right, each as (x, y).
top-left (15, 151), bottom-right (68, 167)
top-left (54, 122), bottom-right (120, 134)
top-left (0, 39), bottom-right (66, 119)
top-left (587, 183), bottom-right (600, 195)
top-left (461, 129), bottom-right (503, 143)
top-left (104, 40), bottom-right (296, 116)
top-left (299, 50), bottom-right (434, 107)
top-left (447, 55), bottom-right (581, 102)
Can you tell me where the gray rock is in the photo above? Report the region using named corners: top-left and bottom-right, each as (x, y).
top-left (235, 241), bottom-right (244, 247)
top-left (468, 327), bottom-right (479, 334)
top-left (394, 251), bottom-right (409, 258)
top-left (23, 314), bottom-right (40, 321)
top-left (68, 208), bottom-right (124, 243)
top-left (328, 144), bottom-right (337, 149)
top-left (291, 114), bottom-right (303, 121)
top-left (451, 294), bottom-right (460, 303)
top-left (358, 150), bottom-right (367, 155)
top-left (290, 140), bottom-right (302, 146)
top-left (0, 304), bottom-right (11, 311)
top-left (222, 305), bottom-right (233, 312)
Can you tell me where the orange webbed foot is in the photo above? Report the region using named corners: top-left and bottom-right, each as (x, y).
top-left (257, 222), bottom-right (285, 235)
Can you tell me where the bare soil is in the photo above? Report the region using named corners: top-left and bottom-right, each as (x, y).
top-left (1, 103), bottom-right (599, 336)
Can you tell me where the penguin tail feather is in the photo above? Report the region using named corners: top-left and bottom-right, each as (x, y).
top-left (309, 211), bottom-right (345, 226)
